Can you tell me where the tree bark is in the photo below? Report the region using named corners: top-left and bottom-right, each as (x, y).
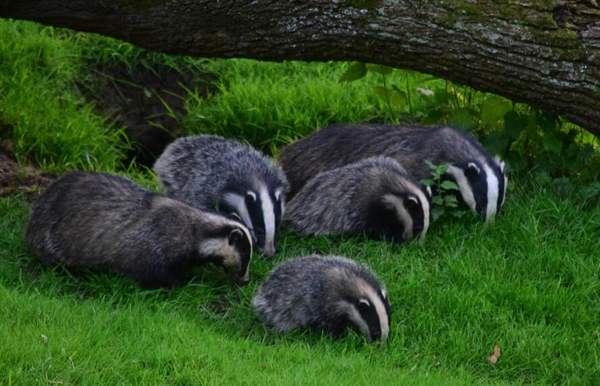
top-left (2, 0), bottom-right (600, 136)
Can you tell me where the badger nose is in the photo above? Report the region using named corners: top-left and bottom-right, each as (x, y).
top-left (261, 241), bottom-right (276, 257)
top-left (236, 273), bottom-right (250, 285)
top-left (262, 246), bottom-right (276, 258)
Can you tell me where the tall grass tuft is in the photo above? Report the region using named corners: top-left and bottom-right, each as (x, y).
top-left (0, 21), bottom-right (125, 171)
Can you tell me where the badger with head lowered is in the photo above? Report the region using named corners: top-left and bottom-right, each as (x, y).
top-left (284, 156), bottom-right (431, 243)
top-left (26, 172), bottom-right (253, 288)
top-left (154, 135), bottom-right (289, 257)
top-left (253, 255), bottom-right (391, 343)
top-left (279, 124), bottom-right (507, 222)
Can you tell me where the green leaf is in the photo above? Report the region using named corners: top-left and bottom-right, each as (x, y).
top-left (542, 130), bottom-right (563, 153)
top-left (373, 86), bottom-right (386, 98)
top-left (444, 195), bottom-right (458, 203)
top-left (339, 62), bottom-right (367, 82)
top-left (436, 163), bottom-right (450, 174)
top-left (503, 111), bottom-right (527, 139)
top-left (390, 86), bottom-right (408, 106)
top-left (373, 86), bottom-right (406, 106)
top-left (484, 131), bottom-right (509, 155)
top-left (578, 144), bottom-right (595, 163)
top-left (366, 64), bottom-right (394, 75)
top-left (424, 160), bottom-right (437, 170)
top-left (432, 207), bottom-right (445, 221)
top-left (451, 210), bottom-right (466, 218)
top-left (450, 108), bottom-right (476, 130)
top-left (433, 196), bottom-right (444, 205)
top-left (421, 179), bottom-right (435, 186)
top-left (539, 112), bottom-right (559, 133)
top-left (441, 180), bottom-right (459, 191)
top-left (506, 151), bottom-right (528, 173)
top-left (422, 109), bottom-right (444, 125)
top-left (480, 97), bottom-right (512, 126)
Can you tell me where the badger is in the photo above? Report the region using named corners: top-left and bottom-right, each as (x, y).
top-left (283, 156), bottom-right (431, 243)
top-left (153, 135), bottom-right (288, 257)
top-left (25, 171), bottom-right (253, 288)
top-left (279, 124), bottom-right (507, 222)
top-left (253, 255), bottom-right (391, 342)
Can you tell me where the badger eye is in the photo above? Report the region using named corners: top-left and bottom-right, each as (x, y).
top-left (405, 196), bottom-right (419, 209)
top-left (246, 191), bottom-right (257, 202)
top-left (357, 298), bottom-right (371, 314)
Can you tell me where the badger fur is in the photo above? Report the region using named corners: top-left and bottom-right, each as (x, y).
top-left (283, 156), bottom-right (431, 243)
top-left (153, 135), bottom-right (288, 257)
top-left (279, 124), bottom-right (507, 222)
top-left (26, 171), bottom-right (253, 288)
top-left (253, 255), bottom-right (391, 342)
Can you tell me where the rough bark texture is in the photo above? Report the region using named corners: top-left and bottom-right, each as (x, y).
top-left (2, 0), bottom-right (600, 136)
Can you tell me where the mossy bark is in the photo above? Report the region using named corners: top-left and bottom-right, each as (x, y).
top-left (2, 0), bottom-right (600, 135)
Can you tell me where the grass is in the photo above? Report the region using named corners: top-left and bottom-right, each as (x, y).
top-left (1, 177), bottom-right (599, 385)
top-left (0, 21), bottom-right (126, 172)
top-left (1, 18), bottom-right (599, 385)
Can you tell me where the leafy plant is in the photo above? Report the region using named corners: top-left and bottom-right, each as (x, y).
top-left (339, 61), bottom-right (599, 180)
top-left (421, 161), bottom-right (463, 221)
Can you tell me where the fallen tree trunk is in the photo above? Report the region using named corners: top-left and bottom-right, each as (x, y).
top-left (2, 0), bottom-right (600, 136)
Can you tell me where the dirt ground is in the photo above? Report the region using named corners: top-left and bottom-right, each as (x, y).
top-left (0, 142), bottom-right (55, 200)
top-left (81, 61), bottom-right (214, 167)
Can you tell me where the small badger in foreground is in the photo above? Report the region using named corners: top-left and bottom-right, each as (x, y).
top-left (253, 255), bottom-right (391, 343)
top-left (154, 135), bottom-right (288, 257)
top-left (26, 172), bottom-right (253, 288)
top-left (279, 124), bottom-right (507, 222)
top-left (283, 156), bottom-right (431, 243)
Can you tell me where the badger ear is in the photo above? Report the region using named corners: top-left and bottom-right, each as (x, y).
top-left (228, 228), bottom-right (245, 246)
top-left (499, 161), bottom-right (506, 173)
top-left (423, 185), bottom-right (432, 198)
top-left (465, 162), bottom-right (480, 179)
top-left (380, 289), bottom-right (387, 299)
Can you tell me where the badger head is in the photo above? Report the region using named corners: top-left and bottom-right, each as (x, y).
top-left (445, 156), bottom-right (507, 222)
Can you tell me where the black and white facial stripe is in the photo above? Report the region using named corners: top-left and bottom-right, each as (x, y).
top-left (445, 157), bottom-right (507, 222)
top-left (379, 185), bottom-right (431, 243)
top-left (252, 255), bottom-right (391, 343)
top-left (349, 287), bottom-right (391, 342)
top-left (224, 184), bottom-right (284, 257)
top-left (198, 215), bottom-right (253, 284)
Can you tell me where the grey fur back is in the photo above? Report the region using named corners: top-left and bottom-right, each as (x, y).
top-left (26, 171), bottom-right (251, 287)
top-left (153, 135), bottom-right (288, 210)
top-left (283, 156), bottom-right (429, 242)
top-left (279, 124), bottom-right (495, 197)
top-left (253, 255), bottom-right (389, 337)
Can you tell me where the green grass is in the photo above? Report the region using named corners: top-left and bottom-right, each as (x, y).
top-left (1, 177), bottom-right (599, 385)
top-left (0, 21), bottom-right (126, 172)
top-left (183, 60), bottom-right (404, 153)
top-left (1, 18), bottom-right (599, 385)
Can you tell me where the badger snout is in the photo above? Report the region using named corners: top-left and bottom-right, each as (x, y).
top-left (261, 244), bottom-right (276, 258)
top-left (236, 271), bottom-right (250, 285)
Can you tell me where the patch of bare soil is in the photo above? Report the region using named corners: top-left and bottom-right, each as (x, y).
top-left (81, 62), bottom-right (214, 167)
top-left (0, 140), bottom-right (56, 200)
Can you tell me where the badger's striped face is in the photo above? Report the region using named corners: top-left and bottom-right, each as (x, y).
top-left (224, 184), bottom-right (284, 257)
top-left (199, 224), bottom-right (252, 284)
top-left (347, 287), bottom-right (391, 343)
top-left (446, 158), bottom-right (507, 222)
top-left (380, 184), bottom-right (431, 243)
